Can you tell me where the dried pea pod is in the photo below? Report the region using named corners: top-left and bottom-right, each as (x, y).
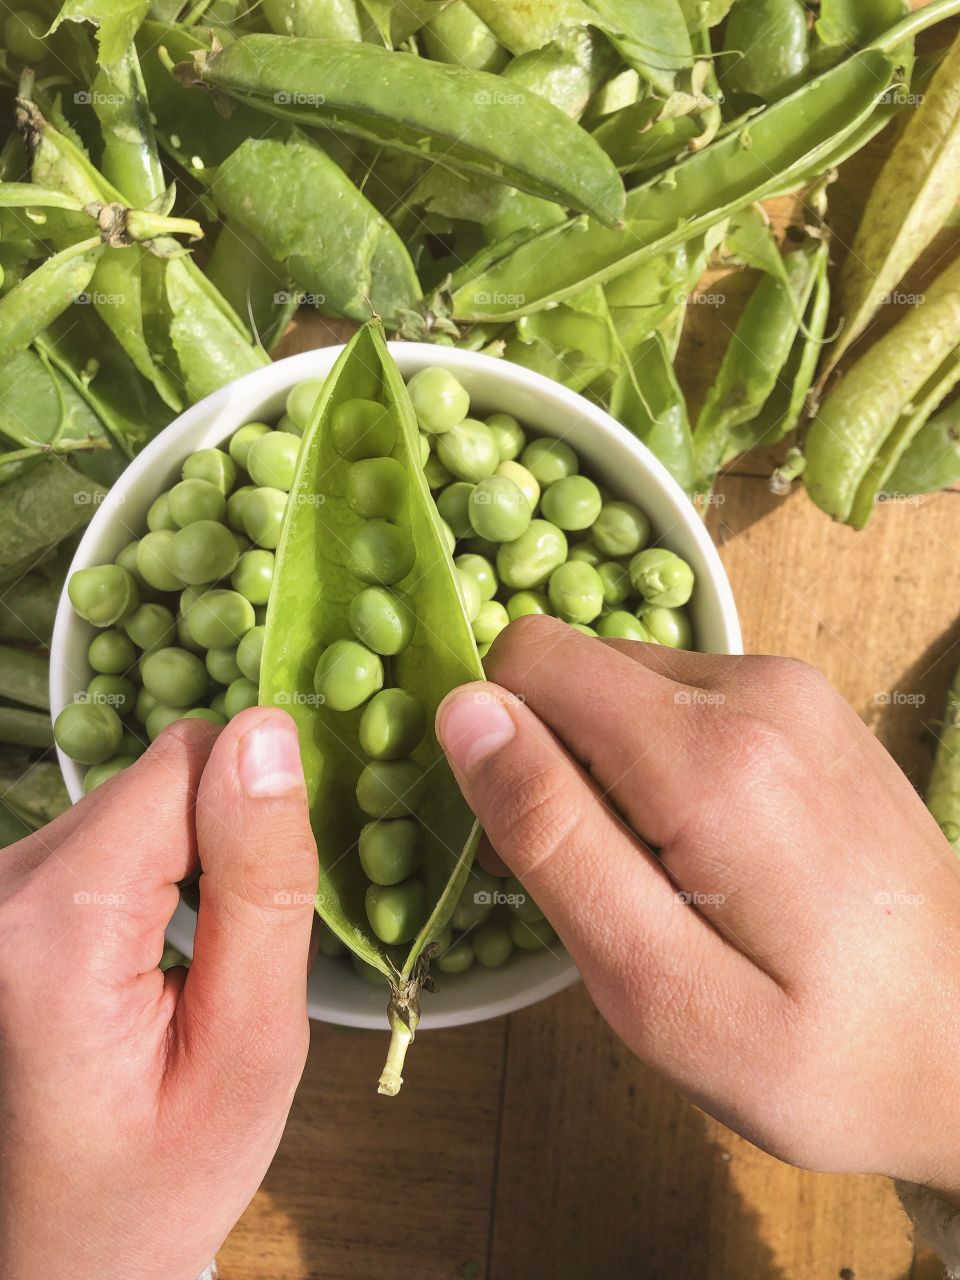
top-left (927, 662), bottom-right (960, 855)
top-left (805, 252), bottom-right (960, 525)
top-left (884, 400), bottom-right (960, 496)
top-left (260, 322), bottom-right (484, 1094)
top-left (183, 34), bottom-right (626, 227)
top-left (828, 32), bottom-right (960, 372)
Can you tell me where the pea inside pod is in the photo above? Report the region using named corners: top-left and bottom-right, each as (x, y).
top-left (259, 321), bottom-right (484, 1095)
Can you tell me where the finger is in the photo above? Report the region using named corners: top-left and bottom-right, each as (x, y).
top-left (476, 830), bottom-right (509, 877)
top-left (178, 707), bottom-right (317, 1099)
top-left (435, 682), bottom-right (775, 1086)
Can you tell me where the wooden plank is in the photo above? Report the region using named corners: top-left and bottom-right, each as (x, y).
top-left (218, 1017), bottom-right (505, 1280)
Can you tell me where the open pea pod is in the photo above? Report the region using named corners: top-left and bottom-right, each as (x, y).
top-left (883, 399), bottom-right (960, 496)
top-left (183, 34), bottom-right (625, 228)
top-left (260, 321), bottom-right (484, 1095)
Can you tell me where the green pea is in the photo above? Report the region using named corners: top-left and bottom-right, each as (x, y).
top-left (168, 478), bottom-right (228, 528)
top-left (182, 447), bottom-right (237, 495)
top-left (487, 412), bottom-right (526, 461)
top-left (349, 588), bottom-right (415, 656)
top-left (597, 561), bottom-right (632, 607)
top-left (348, 521), bottom-right (415, 586)
top-left (225, 485), bottom-right (253, 533)
top-left (224, 676), bottom-right (259, 718)
top-left (314, 639), bottom-right (383, 711)
top-left (454, 553), bottom-right (497, 601)
top-left (356, 760), bottom-right (426, 818)
top-left (365, 878), bottom-right (427, 945)
top-left (570, 624), bottom-right (597, 636)
top-left (206, 646), bottom-right (242, 685)
top-left (506, 590), bottom-right (551, 621)
top-left (168, 520), bottom-right (240, 586)
top-left (540, 474), bottom-right (602, 531)
top-left (141, 647), bottom-right (208, 708)
top-left (228, 422), bottom-right (271, 469)
top-left (279, 414), bottom-right (302, 436)
top-left (469, 474), bottom-right (532, 542)
top-left (505, 874), bottom-right (545, 922)
top-left (246, 431), bottom-right (300, 491)
top-left (548, 561), bottom-right (604, 624)
top-left (114, 541), bottom-right (153, 595)
top-left (88, 628), bottom-right (137, 675)
top-left (54, 700), bottom-right (123, 765)
top-left (439, 519), bottom-right (456, 555)
top-left (331, 398), bottom-right (397, 460)
top-left (436, 481), bottom-right (475, 538)
top-left (134, 687), bottom-right (158, 726)
top-left (83, 755), bottom-right (136, 794)
top-left (210, 690), bottom-right (229, 720)
top-left (457, 568), bottom-right (483, 623)
top-left (242, 487), bottom-right (288, 549)
top-left (473, 600), bottom-right (510, 645)
top-left (521, 437), bottom-right (579, 487)
top-left (568, 542), bottom-right (602, 566)
top-left (637, 604), bottom-right (692, 649)
top-left (359, 688), bottom-right (426, 760)
top-left (452, 866), bottom-right (500, 931)
top-left (592, 500), bottom-right (651, 558)
top-left (436, 937), bottom-right (475, 974)
top-left (358, 818), bottom-right (422, 885)
top-left (188, 589), bottom-right (256, 649)
top-left (317, 930), bottom-right (346, 958)
top-left (352, 953), bottom-right (389, 987)
top-left (177, 611), bottom-right (202, 656)
top-left (344, 457), bottom-right (406, 520)
top-left (418, 433), bottom-right (430, 467)
top-left (147, 492), bottom-right (177, 531)
top-left (229, 548), bottom-right (275, 606)
top-left (423, 453), bottom-right (453, 490)
top-left (473, 921), bottom-right (514, 969)
top-left (496, 520), bottom-right (568, 590)
top-left (597, 611), bottom-right (654, 642)
top-left (4, 10), bottom-right (48, 62)
top-left (68, 565), bottom-right (139, 627)
top-left (182, 707), bottom-right (228, 725)
top-left (118, 728), bottom-right (147, 758)
top-left (236, 625), bottom-right (265, 683)
top-left (122, 602), bottom-right (176, 653)
top-left (86, 674), bottom-right (136, 719)
top-left (136, 531), bottom-right (184, 592)
top-left (629, 548), bottom-right (695, 607)
top-left (496, 459), bottom-right (540, 511)
top-left (407, 367), bottom-right (470, 434)
top-left (510, 917), bottom-right (558, 950)
top-left (146, 704), bottom-right (186, 741)
top-left (286, 378), bottom-right (325, 430)
top-left (437, 418), bottom-right (500, 482)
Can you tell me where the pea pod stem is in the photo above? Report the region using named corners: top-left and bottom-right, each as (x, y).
top-left (378, 989), bottom-right (420, 1097)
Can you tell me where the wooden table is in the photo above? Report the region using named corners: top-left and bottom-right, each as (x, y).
top-left (219, 135), bottom-right (960, 1280)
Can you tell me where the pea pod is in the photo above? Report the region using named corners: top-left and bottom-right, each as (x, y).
top-left (184, 34), bottom-right (626, 227)
top-left (502, 30), bottom-right (616, 119)
top-left (360, 0), bottom-right (456, 45)
top-left (584, 0), bottom-right (694, 97)
top-left (679, 0), bottom-right (734, 25)
top-left (927, 660), bottom-right (960, 856)
top-left (828, 32), bottom-right (960, 373)
top-left (0, 237), bottom-right (104, 362)
top-left (450, 47), bottom-right (898, 320)
top-left (260, 322), bottom-right (484, 1094)
top-left (815, 0), bottom-right (908, 53)
top-left (50, 0), bottom-right (151, 65)
top-left (205, 222), bottom-right (299, 354)
top-left (722, 0), bottom-right (810, 103)
top-left (209, 133), bottom-right (421, 325)
top-left (463, 0), bottom-right (593, 55)
top-left (0, 183), bottom-right (85, 212)
top-left (609, 331), bottom-right (696, 494)
top-left (0, 571), bottom-right (62, 644)
top-left (805, 253), bottom-right (960, 525)
top-left (263, 0), bottom-right (362, 39)
top-left (884, 400), bottom-right (960, 496)
top-left (422, 1), bottom-right (508, 73)
top-left (509, 284), bottom-right (617, 392)
top-left (0, 455), bottom-right (105, 584)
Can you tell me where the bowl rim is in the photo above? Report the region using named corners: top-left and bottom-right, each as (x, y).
top-left (50, 341), bottom-right (742, 1030)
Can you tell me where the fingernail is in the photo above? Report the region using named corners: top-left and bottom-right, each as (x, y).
top-left (239, 714), bottom-right (304, 798)
top-left (437, 688), bottom-right (516, 775)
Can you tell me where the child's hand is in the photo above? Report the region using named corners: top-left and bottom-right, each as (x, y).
top-left (0, 709), bottom-right (318, 1280)
top-left (438, 617), bottom-right (960, 1203)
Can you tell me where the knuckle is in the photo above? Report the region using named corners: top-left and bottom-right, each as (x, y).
top-left (752, 656), bottom-right (833, 713)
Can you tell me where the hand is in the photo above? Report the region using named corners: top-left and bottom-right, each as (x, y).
top-left (0, 708), bottom-right (318, 1280)
top-left (437, 617), bottom-right (960, 1201)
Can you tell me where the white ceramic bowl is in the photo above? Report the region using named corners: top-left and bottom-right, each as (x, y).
top-left (50, 343), bottom-right (742, 1030)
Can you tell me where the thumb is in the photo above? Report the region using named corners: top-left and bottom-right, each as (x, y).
top-left (179, 707), bottom-right (318, 1090)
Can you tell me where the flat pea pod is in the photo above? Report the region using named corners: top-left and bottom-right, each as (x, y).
top-left (884, 401), bottom-right (960, 497)
top-left (186, 35), bottom-right (625, 228)
top-left (210, 133), bottom-right (421, 326)
top-left (722, 0), bottom-right (810, 104)
top-left (610, 331), bottom-right (697, 496)
top-left (926, 660), bottom-right (960, 855)
top-left (0, 237), bottom-right (103, 362)
top-left (450, 48), bottom-right (898, 320)
top-left (805, 252), bottom-right (960, 525)
top-left (828, 32), bottom-right (960, 374)
top-left (260, 321), bottom-right (484, 1095)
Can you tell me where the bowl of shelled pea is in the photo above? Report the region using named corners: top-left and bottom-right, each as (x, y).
top-left (51, 341), bottom-right (741, 1031)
